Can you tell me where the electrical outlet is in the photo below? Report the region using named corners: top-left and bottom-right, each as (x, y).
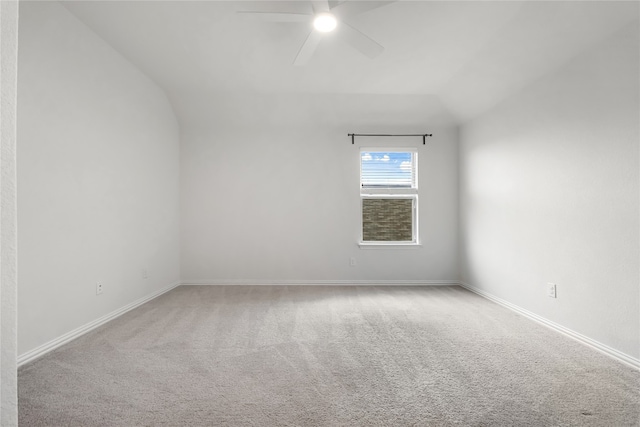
top-left (96, 282), bottom-right (104, 295)
top-left (349, 257), bottom-right (357, 267)
top-left (142, 268), bottom-right (148, 279)
top-left (547, 283), bottom-right (557, 298)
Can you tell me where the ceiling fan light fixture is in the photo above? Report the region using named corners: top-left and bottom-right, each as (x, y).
top-left (313, 13), bottom-right (337, 32)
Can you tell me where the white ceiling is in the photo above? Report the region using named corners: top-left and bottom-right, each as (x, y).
top-left (61, 0), bottom-right (639, 125)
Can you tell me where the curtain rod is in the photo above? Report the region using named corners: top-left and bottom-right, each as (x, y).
top-left (348, 133), bottom-right (433, 145)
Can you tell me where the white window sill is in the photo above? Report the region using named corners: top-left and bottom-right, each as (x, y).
top-left (358, 242), bottom-right (422, 249)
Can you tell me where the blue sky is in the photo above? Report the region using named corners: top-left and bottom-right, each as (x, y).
top-left (361, 151), bottom-right (413, 187)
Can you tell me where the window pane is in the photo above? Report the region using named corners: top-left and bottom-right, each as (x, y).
top-left (362, 198), bottom-right (413, 241)
top-left (361, 151), bottom-right (414, 188)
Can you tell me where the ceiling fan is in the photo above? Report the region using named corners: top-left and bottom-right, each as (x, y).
top-left (237, 0), bottom-right (395, 66)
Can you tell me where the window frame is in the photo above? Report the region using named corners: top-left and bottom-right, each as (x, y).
top-left (359, 148), bottom-right (420, 247)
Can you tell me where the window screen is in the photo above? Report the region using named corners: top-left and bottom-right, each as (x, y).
top-left (362, 198), bottom-right (414, 241)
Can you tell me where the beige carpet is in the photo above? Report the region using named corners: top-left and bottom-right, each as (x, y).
top-left (19, 285), bottom-right (639, 426)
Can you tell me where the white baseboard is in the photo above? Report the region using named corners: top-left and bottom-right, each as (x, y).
top-left (459, 282), bottom-right (640, 370)
top-left (18, 281), bottom-right (181, 367)
top-left (181, 279), bottom-right (460, 286)
top-left (23, 280), bottom-right (635, 371)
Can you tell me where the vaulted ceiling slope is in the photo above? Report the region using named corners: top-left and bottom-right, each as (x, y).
top-left (62, 1), bottom-right (638, 126)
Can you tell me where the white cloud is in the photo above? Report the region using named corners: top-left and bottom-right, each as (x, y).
top-left (381, 155), bottom-right (390, 162)
top-left (400, 161), bottom-right (412, 171)
top-left (362, 153), bottom-right (372, 161)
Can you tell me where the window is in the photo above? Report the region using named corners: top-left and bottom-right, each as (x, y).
top-left (360, 149), bottom-right (418, 245)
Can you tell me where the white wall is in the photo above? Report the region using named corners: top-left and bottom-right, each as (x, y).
top-left (180, 94), bottom-right (458, 283)
top-left (17, 2), bottom-right (180, 356)
top-left (459, 23), bottom-right (639, 359)
top-left (1, 0), bottom-right (19, 424)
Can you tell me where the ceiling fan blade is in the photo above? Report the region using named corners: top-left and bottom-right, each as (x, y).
top-left (311, 0), bottom-right (331, 14)
top-left (293, 30), bottom-right (323, 66)
top-left (337, 22), bottom-right (384, 59)
top-left (236, 11), bottom-right (311, 22)
top-left (331, 1), bottom-right (396, 19)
